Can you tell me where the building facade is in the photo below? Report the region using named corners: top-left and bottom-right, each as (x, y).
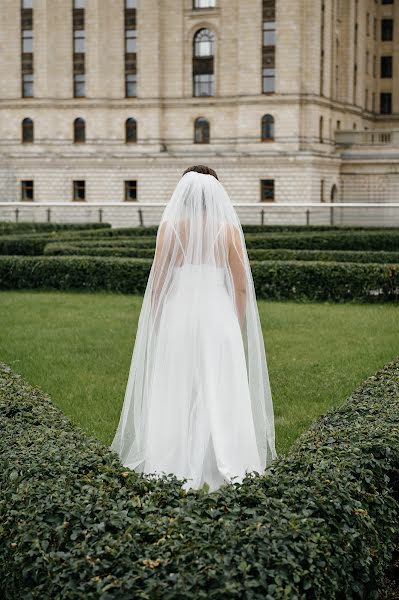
top-left (0, 0), bottom-right (398, 225)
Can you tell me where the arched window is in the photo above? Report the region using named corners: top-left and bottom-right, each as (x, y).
top-left (194, 117), bottom-right (210, 143)
top-left (330, 184), bottom-right (338, 202)
top-left (74, 117), bottom-right (85, 143)
top-left (319, 116), bottom-right (324, 143)
top-left (22, 118), bottom-right (34, 143)
top-left (193, 28), bottom-right (215, 97)
top-left (261, 114), bottom-right (274, 141)
top-left (125, 118), bottom-right (137, 143)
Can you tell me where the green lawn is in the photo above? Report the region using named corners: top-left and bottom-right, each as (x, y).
top-left (0, 290), bottom-right (398, 456)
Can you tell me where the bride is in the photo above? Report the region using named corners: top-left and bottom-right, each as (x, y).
top-left (110, 165), bottom-right (277, 492)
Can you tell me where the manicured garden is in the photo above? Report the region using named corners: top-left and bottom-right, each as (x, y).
top-left (1, 221), bottom-right (398, 598)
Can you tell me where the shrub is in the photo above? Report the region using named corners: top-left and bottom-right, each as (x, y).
top-left (43, 243), bottom-right (399, 265)
top-left (0, 358), bottom-right (398, 598)
top-left (0, 222), bottom-right (111, 236)
top-left (0, 255), bottom-right (398, 301)
top-left (245, 231), bottom-right (399, 251)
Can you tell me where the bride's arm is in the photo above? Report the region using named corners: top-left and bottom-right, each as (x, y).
top-left (227, 224), bottom-right (247, 329)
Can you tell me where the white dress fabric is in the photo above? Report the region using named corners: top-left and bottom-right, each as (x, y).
top-left (110, 171), bottom-right (277, 492)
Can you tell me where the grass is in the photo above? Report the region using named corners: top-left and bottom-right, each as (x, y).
top-left (0, 290), bottom-right (398, 456)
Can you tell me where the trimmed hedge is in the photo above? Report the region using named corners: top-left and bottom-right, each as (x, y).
top-left (1, 358), bottom-right (399, 598)
top-left (0, 222), bottom-right (111, 236)
top-left (0, 255), bottom-right (398, 301)
top-left (241, 224), bottom-right (399, 233)
top-left (43, 242), bottom-right (399, 265)
top-left (245, 231), bottom-right (399, 251)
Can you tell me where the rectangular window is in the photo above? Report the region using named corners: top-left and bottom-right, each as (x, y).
top-left (22, 0), bottom-right (33, 7)
top-left (125, 29), bottom-right (137, 53)
top-left (124, 180), bottom-right (137, 201)
top-left (262, 68), bottom-right (275, 93)
top-left (193, 0), bottom-right (216, 7)
top-left (73, 74), bottom-right (85, 97)
top-left (193, 74), bottom-right (214, 96)
top-left (381, 0), bottom-right (393, 4)
top-left (22, 73), bottom-right (33, 97)
top-left (381, 19), bottom-right (393, 41)
top-left (320, 179), bottom-right (325, 202)
top-left (73, 30), bottom-right (85, 53)
top-left (125, 73), bottom-right (137, 97)
top-left (22, 29), bottom-right (33, 52)
top-left (73, 0), bottom-right (85, 7)
top-left (263, 21), bottom-right (275, 45)
top-left (73, 180), bottom-right (86, 201)
top-left (21, 180), bottom-right (34, 201)
top-left (381, 55), bottom-right (392, 77)
top-left (380, 92), bottom-right (392, 114)
top-left (260, 179), bottom-right (275, 202)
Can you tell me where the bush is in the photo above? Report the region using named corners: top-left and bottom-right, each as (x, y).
top-left (1, 358), bottom-right (398, 599)
top-left (0, 255), bottom-right (398, 301)
top-left (241, 224), bottom-right (399, 233)
top-left (0, 222), bottom-right (111, 236)
top-left (43, 243), bottom-right (399, 265)
top-left (245, 231), bottom-right (399, 251)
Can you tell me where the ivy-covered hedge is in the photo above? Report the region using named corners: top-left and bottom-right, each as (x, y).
top-left (43, 242), bottom-right (399, 265)
top-left (1, 358), bottom-right (399, 598)
top-left (0, 255), bottom-right (398, 301)
top-left (0, 222), bottom-right (111, 235)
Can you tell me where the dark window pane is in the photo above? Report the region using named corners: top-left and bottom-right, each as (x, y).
top-left (73, 180), bottom-right (86, 201)
top-left (380, 92), bottom-right (392, 114)
top-left (124, 180), bottom-right (137, 201)
top-left (74, 118), bottom-right (86, 142)
top-left (194, 117), bottom-right (210, 143)
top-left (261, 179), bottom-right (275, 201)
top-left (126, 118), bottom-right (137, 142)
top-left (381, 0), bottom-right (393, 5)
top-left (381, 19), bottom-right (393, 41)
top-left (261, 114), bottom-right (274, 140)
top-left (21, 180), bottom-right (34, 201)
top-left (22, 118), bottom-right (34, 142)
top-left (381, 55), bottom-right (392, 77)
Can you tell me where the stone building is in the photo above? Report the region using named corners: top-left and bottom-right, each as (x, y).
top-left (0, 0), bottom-right (398, 226)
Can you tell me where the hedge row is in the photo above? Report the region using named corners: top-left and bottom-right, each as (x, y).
top-left (0, 255), bottom-right (398, 301)
top-left (0, 222), bottom-right (111, 235)
top-left (3, 229), bottom-right (399, 256)
top-left (1, 358), bottom-right (399, 598)
top-left (43, 242), bottom-right (399, 265)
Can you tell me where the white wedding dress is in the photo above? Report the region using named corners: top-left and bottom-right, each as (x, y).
top-left (144, 263), bottom-right (263, 492)
top-left (110, 171), bottom-right (277, 492)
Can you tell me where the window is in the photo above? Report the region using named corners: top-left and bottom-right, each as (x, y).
top-left (73, 180), bottom-right (85, 201)
top-left (380, 92), bottom-right (392, 114)
top-left (21, 180), bottom-right (34, 201)
top-left (260, 179), bottom-right (274, 201)
top-left (74, 74), bottom-right (85, 97)
top-left (22, 29), bottom-right (33, 52)
top-left (193, 29), bottom-right (215, 96)
top-left (261, 114), bottom-right (274, 141)
top-left (194, 117), bottom-right (210, 143)
top-left (124, 180), bottom-right (137, 201)
top-left (381, 55), bottom-right (392, 77)
top-left (320, 179), bottom-right (325, 202)
top-left (73, 30), bottom-right (85, 53)
top-left (125, 0), bottom-right (137, 98)
top-left (382, 0), bottom-right (393, 4)
top-left (336, 120), bottom-right (341, 130)
top-left (193, 0), bottom-right (216, 7)
top-left (22, 117), bottom-right (33, 143)
top-left (73, 117), bottom-right (85, 142)
top-left (262, 0), bottom-right (275, 93)
top-left (73, 0), bottom-right (85, 97)
top-left (22, 0), bottom-right (33, 8)
top-left (22, 73), bottom-right (33, 97)
top-left (125, 118), bottom-right (137, 143)
top-left (126, 73), bottom-right (137, 97)
top-left (381, 19), bottom-right (393, 41)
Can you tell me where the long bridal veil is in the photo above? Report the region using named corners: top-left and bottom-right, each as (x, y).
top-left (110, 170), bottom-right (277, 483)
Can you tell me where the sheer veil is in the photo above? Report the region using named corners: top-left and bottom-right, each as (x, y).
top-left (110, 170), bottom-right (277, 477)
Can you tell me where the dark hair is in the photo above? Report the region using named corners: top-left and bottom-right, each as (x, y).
top-left (182, 165), bottom-right (219, 180)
